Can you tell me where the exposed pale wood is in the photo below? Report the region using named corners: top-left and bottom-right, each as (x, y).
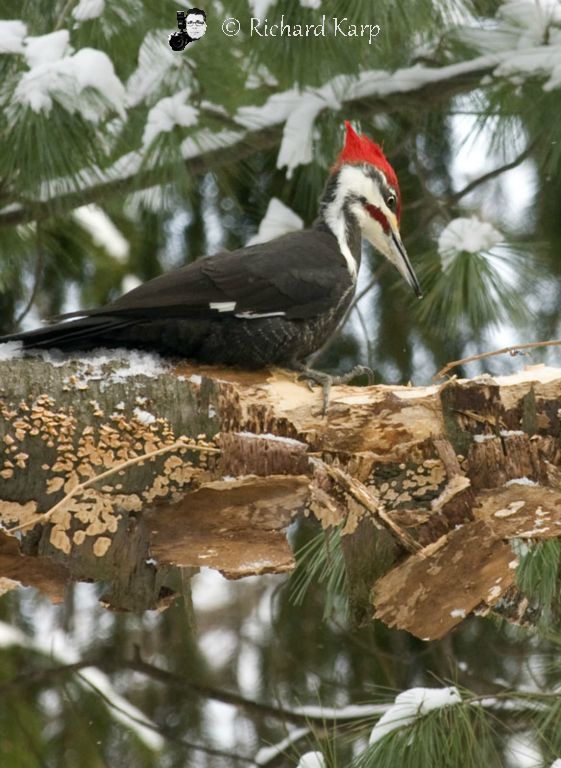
top-left (146, 476), bottom-right (308, 579)
top-left (2, 354), bottom-right (561, 635)
top-left (372, 521), bottom-right (517, 640)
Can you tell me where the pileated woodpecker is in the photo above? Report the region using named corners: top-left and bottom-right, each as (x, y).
top-left (1, 122), bottom-right (421, 410)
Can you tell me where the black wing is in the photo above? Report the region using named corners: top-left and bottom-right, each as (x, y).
top-left (0, 228), bottom-right (354, 350)
top-left (67, 228), bottom-right (352, 321)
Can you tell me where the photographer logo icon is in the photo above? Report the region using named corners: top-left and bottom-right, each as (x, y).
top-left (169, 8), bottom-right (207, 51)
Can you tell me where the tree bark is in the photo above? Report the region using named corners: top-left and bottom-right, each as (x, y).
top-left (2, 353), bottom-right (561, 637)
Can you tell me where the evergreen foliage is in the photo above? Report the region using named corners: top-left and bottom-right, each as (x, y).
top-left (1, 0), bottom-right (561, 765)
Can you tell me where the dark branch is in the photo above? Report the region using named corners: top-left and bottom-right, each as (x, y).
top-left (449, 139), bottom-right (537, 203)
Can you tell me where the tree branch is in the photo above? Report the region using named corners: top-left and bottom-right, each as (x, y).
top-left (434, 338), bottom-right (561, 379)
top-left (449, 139), bottom-right (537, 203)
top-left (0, 62), bottom-right (496, 228)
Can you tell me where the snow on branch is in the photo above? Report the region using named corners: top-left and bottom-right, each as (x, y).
top-left (3, 28), bottom-right (560, 226)
top-left (0, 620), bottom-right (164, 750)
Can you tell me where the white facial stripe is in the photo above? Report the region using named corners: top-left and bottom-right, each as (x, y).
top-left (324, 165), bottom-right (401, 279)
top-left (357, 207), bottom-right (390, 260)
top-left (210, 301), bottom-right (236, 312)
top-left (324, 164), bottom-right (380, 279)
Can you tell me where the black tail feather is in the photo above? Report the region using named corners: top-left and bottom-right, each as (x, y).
top-left (0, 315), bottom-right (136, 351)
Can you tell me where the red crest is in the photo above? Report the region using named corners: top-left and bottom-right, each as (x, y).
top-left (334, 121), bottom-right (401, 218)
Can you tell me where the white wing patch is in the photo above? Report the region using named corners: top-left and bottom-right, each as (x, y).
top-left (235, 311), bottom-right (286, 319)
top-left (208, 302), bottom-right (285, 319)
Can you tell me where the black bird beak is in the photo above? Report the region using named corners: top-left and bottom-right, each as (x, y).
top-left (390, 231), bottom-right (422, 298)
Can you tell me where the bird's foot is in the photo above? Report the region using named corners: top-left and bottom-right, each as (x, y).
top-left (294, 365), bottom-right (375, 415)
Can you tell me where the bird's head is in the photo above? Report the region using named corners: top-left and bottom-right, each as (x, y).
top-left (330, 121), bottom-right (422, 297)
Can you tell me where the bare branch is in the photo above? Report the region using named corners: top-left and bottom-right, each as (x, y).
top-left (449, 140), bottom-right (537, 203)
top-left (434, 338), bottom-right (561, 379)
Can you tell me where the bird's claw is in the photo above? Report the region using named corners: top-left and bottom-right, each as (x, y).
top-left (296, 365), bottom-right (376, 416)
top-left (331, 365), bottom-right (376, 386)
top-left (297, 369), bottom-right (332, 415)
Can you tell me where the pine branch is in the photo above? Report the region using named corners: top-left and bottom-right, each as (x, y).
top-left (0, 61), bottom-right (498, 228)
top-left (77, 671), bottom-right (255, 764)
top-left (13, 225), bottom-right (44, 328)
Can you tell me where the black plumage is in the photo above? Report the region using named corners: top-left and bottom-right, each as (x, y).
top-left (1, 123), bottom-right (421, 403)
top-left (2, 222), bottom-right (361, 369)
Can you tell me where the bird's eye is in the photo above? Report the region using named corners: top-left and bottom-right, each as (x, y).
top-left (386, 194), bottom-right (397, 211)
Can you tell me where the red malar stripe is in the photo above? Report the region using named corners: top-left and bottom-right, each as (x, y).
top-left (364, 203), bottom-right (390, 234)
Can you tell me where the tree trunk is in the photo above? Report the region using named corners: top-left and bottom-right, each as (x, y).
top-left (1, 352), bottom-right (561, 638)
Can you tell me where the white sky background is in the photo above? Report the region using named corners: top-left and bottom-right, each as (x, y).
top-left (447, 105), bottom-right (549, 377)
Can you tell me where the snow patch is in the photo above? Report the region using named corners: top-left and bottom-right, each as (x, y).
top-left (249, 0), bottom-right (278, 17)
top-left (121, 274), bottom-right (142, 293)
top-left (14, 45), bottom-right (125, 121)
top-left (237, 83), bottom-right (340, 178)
top-left (505, 477), bottom-right (537, 487)
top-left (33, 348), bottom-right (168, 384)
top-left (72, 0), bottom-right (105, 21)
top-left (143, 90), bottom-right (198, 147)
top-left (246, 198), bottom-right (304, 246)
top-left (133, 407), bottom-right (156, 425)
top-left (126, 31), bottom-right (181, 108)
top-left (369, 687), bottom-right (462, 745)
top-left (24, 30), bottom-right (70, 67)
top-left (0, 341), bottom-right (23, 361)
top-left (450, 608), bottom-right (467, 618)
top-left (73, 204), bottom-right (130, 261)
top-left (456, 1), bottom-right (561, 90)
top-left (297, 752), bottom-right (326, 768)
top-left (256, 727), bottom-right (310, 765)
top-left (236, 431), bottom-right (307, 448)
top-left (0, 20), bottom-right (27, 54)
top-left (473, 433), bottom-right (495, 442)
top-left (438, 216), bottom-right (503, 270)
top-left (458, 0), bottom-right (561, 53)
top-left (293, 702), bottom-right (388, 719)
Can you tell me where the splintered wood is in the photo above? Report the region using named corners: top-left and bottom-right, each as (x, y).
top-left (147, 476), bottom-right (308, 578)
top-left (2, 356), bottom-right (561, 636)
top-left (372, 521), bottom-right (517, 640)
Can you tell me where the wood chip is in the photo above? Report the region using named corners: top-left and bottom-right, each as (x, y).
top-left (372, 520), bottom-right (515, 640)
top-left (147, 475), bottom-right (308, 578)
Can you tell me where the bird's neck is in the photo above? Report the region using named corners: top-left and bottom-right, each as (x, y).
top-left (314, 174), bottom-right (361, 279)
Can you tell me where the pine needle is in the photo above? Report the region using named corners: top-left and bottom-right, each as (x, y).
top-left (289, 524), bottom-right (348, 619)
